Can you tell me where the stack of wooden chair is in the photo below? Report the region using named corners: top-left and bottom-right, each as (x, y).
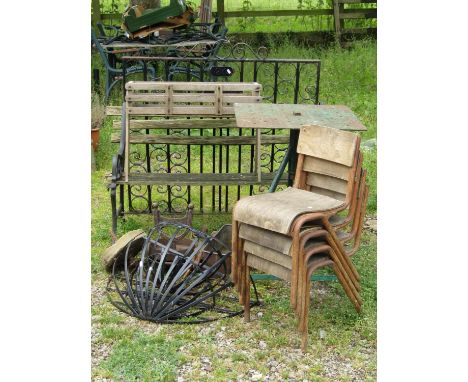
top-left (231, 124), bottom-right (369, 351)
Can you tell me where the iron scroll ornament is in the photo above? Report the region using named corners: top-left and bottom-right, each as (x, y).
top-left (113, 46), bottom-right (321, 219)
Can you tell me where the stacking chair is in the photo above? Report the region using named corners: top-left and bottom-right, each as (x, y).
top-left (233, 125), bottom-right (362, 302)
top-left (231, 124), bottom-right (369, 350)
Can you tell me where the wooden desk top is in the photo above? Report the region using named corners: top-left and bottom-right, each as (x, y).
top-left (234, 103), bottom-right (367, 131)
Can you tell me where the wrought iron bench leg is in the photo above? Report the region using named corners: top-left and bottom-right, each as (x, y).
top-left (110, 185), bottom-right (117, 236)
top-left (119, 184), bottom-right (124, 216)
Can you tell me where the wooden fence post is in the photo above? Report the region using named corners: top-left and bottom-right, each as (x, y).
top-left (333, 0), bottom-right (344, 45)
top-left (216, 0), bottom-right (225, 24)
top-left (92, 0), bottom-right (101, 25)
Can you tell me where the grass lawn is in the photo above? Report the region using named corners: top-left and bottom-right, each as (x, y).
top-left (91, 39), bottom-right (376, 381)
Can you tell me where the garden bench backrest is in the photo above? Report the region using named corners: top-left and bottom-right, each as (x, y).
top-left (125, 81), bottom-right (261, 117)
top-left (123, 81), bottom-right (262, 180)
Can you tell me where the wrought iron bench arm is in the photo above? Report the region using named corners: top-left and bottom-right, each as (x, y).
top-left (111, 102), bottom-right (126, 184)
top-left (109, 102), bottom-right (127, 234)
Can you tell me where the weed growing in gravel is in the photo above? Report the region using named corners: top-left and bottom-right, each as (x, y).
top-left (99, 332), bottom-right (182, 381)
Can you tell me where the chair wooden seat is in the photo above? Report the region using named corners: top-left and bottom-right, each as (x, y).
top-left (233, 187), bottom-right (344, 235)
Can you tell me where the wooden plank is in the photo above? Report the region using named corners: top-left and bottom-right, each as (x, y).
top-left (112, 119), bottom-right (238, 130)
top-left (126, 94), bottom-right (260, 104)
top-left (303, 157), bottom-right (350, 180)
top-left (173, 94), bottom-right (215, 103)
top-left (306, 173), bottom-right (349, 194)
top-left (91, 0), bottom-right (101, 24)
top-left (222, 106), bottom-right (234, 115)
top-left (342, 27), bottom-right (377, 34)
top-left (126, 93), bottom-right (215, 103)
top-left (340, 9), bottom-right (377, 19)
top-left (199, 0), bottom-right (213, 24)
top-left (226, 30), bottom-right (374, 46)
top-left (116, 172), bottom-right (288, 185)
top-left (126, 94), bottom-right (166, 103)
top-left (126, 81), bottom-right (261, 92)
top-left (127, 106), bottom-right (167, 115)
top-left (216, 0), bottom-right (225, 24)
top-left (111, 133), bottom-right (289, 145)
top-left (127, 105), bottom-right (237, 115)
top-left (223, 95), bottom-right (261, 104)
top-left (297, 125), bottom-right (358, 167)
top-left (222, 9), bottom-right (333, 18)
top-left (172, 106), bottom-right (218, 115)
top-left (235, 104), bottom-right (367, 131)
top-left (106, 106), bottom-right (122, 116)
top-left (339, 0), bottom-right (376, 3)
top-left (333, 0), bottom-right (342, 43)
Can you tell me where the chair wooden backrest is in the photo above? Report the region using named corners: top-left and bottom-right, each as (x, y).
top-left (294, 124), bottom-right (361, 203)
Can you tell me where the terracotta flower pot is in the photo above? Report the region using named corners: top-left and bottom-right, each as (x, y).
top-left (91, 128), bottom-right (100, 151)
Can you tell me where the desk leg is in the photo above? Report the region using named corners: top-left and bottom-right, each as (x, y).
top-left (268, 129), bottom-right (299, 192)
top-left (288, 130), bottom-right (300, 186)
top-left (256, 128), bottom-right (261, 182)
top-left (268, 145), bottom-right (290, 193)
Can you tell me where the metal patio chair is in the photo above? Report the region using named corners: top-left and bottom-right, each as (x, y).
top-left (91, 28), bottom-right (156, 101)
top-left (231, 124), bottom-right (368, 350)
top-left (96, 22), bottom-right (122, 39)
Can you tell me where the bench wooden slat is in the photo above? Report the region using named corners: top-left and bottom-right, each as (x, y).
top-left (127, 106), bottom-right (167, 115)
top-left (128, 106), bottom-right (223, 115)
top-left (223, 95), bottom-right (261, 103)
top-left (126, 93), bottom-right (217, 103)
top-left (116, 172), bottom-right (288, 186)
top-left (126, 81), bottom-right (262, 92)
top-left (172, 106), bottom-right (218, 115)
top-left (112, 119), bottom-right (239, 130)
top-left (111, 133), bottom-right (289, 145)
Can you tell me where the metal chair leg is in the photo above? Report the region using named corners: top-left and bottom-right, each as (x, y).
top-left (244, 265), bottom-right (251, 323)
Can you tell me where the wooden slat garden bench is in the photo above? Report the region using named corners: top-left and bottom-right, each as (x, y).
top-left (108, 81), bottom-right (289, 234)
